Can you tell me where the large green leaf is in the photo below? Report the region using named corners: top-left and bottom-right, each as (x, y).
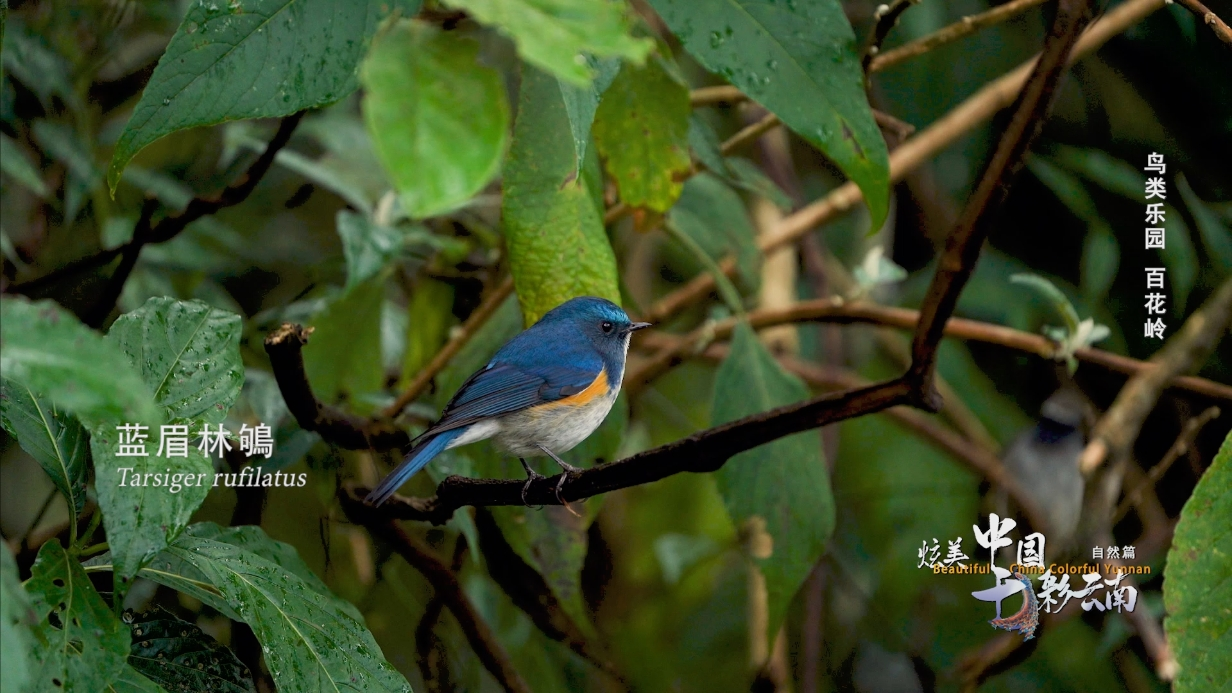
top-left (302, 277), bottom-right (387, 405)
top-left (559, 55), bottom-right (620, 175)
top-left (126, 607), bottom-right (254, 693)
top-left (711, 322), bottom-right (834, 643)
top-left (1165, 432), bottom-right (1231, 693)
top-left (503, 66), bottom-right (621, 325)
top-left (442, 0), bottom-right (651, 86)
top-left (106, 297), bottom-right (244, 426)
top-left (161, 531), bottom-right (411, 692)
top-left (1, 541), bottom-right (36, 693)
top-left (107, 0), bottom-right (389, 191)
top-left (592, 57), bottom-right (691, 212)
top-left (648, 0), bottom-right (888, 228)
top-left (0, 297), bottom-right (161, 430)
top-left (361, 19), bottom-right (509, 219)
top-left (666, 172), bottom-right (761, 292)
top-left (92, 432), bottom-right (214, 582)
top-left (25, 541), bottom-right (131, 692)
top-left (102, 522), bottom-right (349, 625)
top-left (0, 378), bottom-right (88, 515)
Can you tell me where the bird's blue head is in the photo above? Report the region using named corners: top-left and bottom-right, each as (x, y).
top-left (537, 296), bottom-right (651, 360)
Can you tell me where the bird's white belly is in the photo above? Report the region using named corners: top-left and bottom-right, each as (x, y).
top-left (493, 386), bottom-right (620, 457)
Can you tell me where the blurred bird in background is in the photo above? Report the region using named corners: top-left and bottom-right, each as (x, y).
top-left (1002, 388), bottom-right (1089, 551)
top-left (366, 296), bottom-right (650, 507)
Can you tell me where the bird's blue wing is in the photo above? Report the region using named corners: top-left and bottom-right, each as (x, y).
top-left (428, 360), bottom-right (602, 435)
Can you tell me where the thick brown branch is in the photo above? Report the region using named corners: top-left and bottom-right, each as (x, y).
top-left (263, 323), bottom-right (411, 450)
top-left (12, 113), bottom-right (305, 297)
top-left (339, 497), bottom-right (532, 693)
top-left (1080, 277), bottom-right (1232, 475)
top-left (1175, 0), bottom-right (1232, 46)
top-left (909, 0), bottom-right (1094, 398)
top-left (356, 379), bottom-right (914, 525)
top-left (383, 276), bottom-right (514, 419)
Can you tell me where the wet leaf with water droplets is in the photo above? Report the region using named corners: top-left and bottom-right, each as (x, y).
top-left (24, 541), bottom-right (131, 692)
top-left (647, 0), bottom-right (889, 229)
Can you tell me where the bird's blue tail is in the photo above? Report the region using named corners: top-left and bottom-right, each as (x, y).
top-left (366, 428), bottom-right (466, 506)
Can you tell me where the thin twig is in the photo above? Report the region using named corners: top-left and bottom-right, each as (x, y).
top-left (720, 113), bottom-right (781, 156)
top-left (869, 0), bottom-right (1052, 73)
top-left (12, 113), bottom-right (305, 297)
top-left (863, 0), bottom-right (920, 77)
top-left (1112, 406), bottom-right (1220, 524)
top-left (642, 0), bottom-right (1166, 327)
top-left (1079, 278), bottom-right (1232, 475)
top-left (1174, 0), bottom-right (1232, 46)
top-left (383, 276), bottom-right (514, 419)
top-left (627, 299), bottom-right (1232, 401)
top-left (340, 495), bottom-right (532, 693)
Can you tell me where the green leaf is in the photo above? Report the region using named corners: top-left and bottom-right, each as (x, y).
top-left (336, 210), bottom-right (405, 289)
top-left (107, 0), bottom-right (388, 191)
top-left (125, 607), bottom-right (255, 693)
top-left (648, 0), bottom-right (889, 228)
top-left (1009, 273), bottom-right (1080, 334)
top-left (593, 57), bottom-right (692, 212)
top-left (106, 665), bottom-right (170, 693)
top-left (0, 132), bottom-right (49, 197)
top-left (1165, 431), bottom-right (1231, 693)
top-left (503, 66), bottom-right (622, 325)
top-left (1, 541), bottom-right (36, 693)
top-left (302, 277), bottom-right (387, 404)
top-left (1029, 157), bottom-right (1100, 222)
top-left (161, 531), bottom-right (411, 692)
top-left (1160, 210), bottom-right (1198, 314)
top-left (92, 432), bottom-right (214, 582)
top-left (1080, 224), bottom-right (1119, 302)
top-left (25, 541), bottom-right (130, 692)
top-left (402, 278), bottom-right (456, 385)
top-left (1177, 174), bottom-right (1232, 277)
top-left (687, 117), bottom-right (791, 208)
top-left (184, 523), bottom-right (354, 616)
top-left (1049, 145), bottom-right (1143, 200)
top-left (362, 19), bottom-right (509, 219)
top-left (442, 0), bottom-right (652, 86)
top-left (106, 297), bottom-right (244, 426)
top-left (667, 173), bottom-right (761, 292)
top-left (0, 378), bottom-right (88, 515)
top-left (0, 297), bottom-right (161, 430)
top-left (559, 55), bottom-right (620, 175)
top-left (710, 322), bottom-right (834, 643)
top-left (724, 156), bottom-right (792, 210)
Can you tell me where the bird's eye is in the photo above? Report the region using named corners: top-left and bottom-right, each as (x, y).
top-left (601, 321), bottom-right (614, 334)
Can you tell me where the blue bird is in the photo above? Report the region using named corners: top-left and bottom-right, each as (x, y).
top-left (366, 296), bottom-right (651, 507)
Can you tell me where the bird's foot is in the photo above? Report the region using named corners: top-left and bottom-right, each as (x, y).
top-left (537, 446), bottom-right (583, 517)
top-left (519, 458), bottom-right (545, 508)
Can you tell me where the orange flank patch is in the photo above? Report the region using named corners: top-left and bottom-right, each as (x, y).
top-left (537, 368), bottom-right (610, 410)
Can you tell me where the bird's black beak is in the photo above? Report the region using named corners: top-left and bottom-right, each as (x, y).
top-left (625, 322), bottom-right (652, 334)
